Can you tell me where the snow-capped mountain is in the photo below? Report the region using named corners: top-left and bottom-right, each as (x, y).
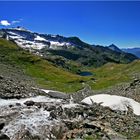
top-left (0, 27), bottom-right (138, 67)
top-left (0, 27), bottom-right (77, 51)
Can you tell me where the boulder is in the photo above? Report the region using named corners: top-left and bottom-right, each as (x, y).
top-left (24, 100), bottom-right (35, 106)
top-left (41, 89), bottom-right (70, 99)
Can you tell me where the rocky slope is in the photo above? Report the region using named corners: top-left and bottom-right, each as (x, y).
top-left (0, 75), bottom-right (45, 99)
top-left (0, 65), bottom-right (140, 140)
top-left (72, 78), bottom-right (140, 103)
top-left (0, 71), bottom-right (140, 140)
top-left (0, 80), bottom-right (140, 140)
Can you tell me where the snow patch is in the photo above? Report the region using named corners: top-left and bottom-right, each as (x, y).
top-left (34, 35), bottom-right (46, 41)
top-left (8, 31), bottom-right (18, 36)
top-left (41, 89), bottom-right (53, 93)
top-left (0, 96), bottom-right (62, 107)
top-left (62, 103), bottom-right (78, 108)
top-left (15, 39), bottom-right (46, 50)
top-left (81, 94), bottom-right (140, 115)
top-left (50, 41), bottom-right (71, 48)
top-left (2, 108), bottom-right (52, 138)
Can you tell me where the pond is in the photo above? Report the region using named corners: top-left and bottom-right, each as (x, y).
top-left (78, 71), bottom-right (93, 76)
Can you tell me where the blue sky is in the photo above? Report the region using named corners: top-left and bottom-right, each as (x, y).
top-left (0, 1), bottom-right (140, 48)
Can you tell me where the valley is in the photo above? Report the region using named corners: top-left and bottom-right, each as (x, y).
top-left (0, 28), bottom-right (140, 140)
top-left (1, 1), bottom-right (140, 140)
top-left (0, 27), bottom-right (139, 93)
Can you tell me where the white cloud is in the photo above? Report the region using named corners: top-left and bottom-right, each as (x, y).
top-left (0, 19), bottom-right (23, 26)
top-left (0, 20), bottom-right (11, 26)
top-left (12, 19), bottom-right (22, 24)
top-left (12, 20), bottom-right (20, 24)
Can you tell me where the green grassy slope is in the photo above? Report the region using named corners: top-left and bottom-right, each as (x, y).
top-left (0, 38), bottom-right (140, 93)
top-left (0, 38), bottom-right (90, 92)
top-left (90, 60), bottom-right (140, 90)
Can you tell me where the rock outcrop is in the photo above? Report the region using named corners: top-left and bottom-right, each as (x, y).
top-left (0, 75), bottom-right (140, 140)
top-left (0, 94), bottom-right (140, 140)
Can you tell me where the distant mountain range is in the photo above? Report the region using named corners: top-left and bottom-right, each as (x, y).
top-left (122, 48), bottom-right (140, 58)
top-left (106, 44), bottom-right (140, 58)
top-left (0, 27), bottom-right (138, 69)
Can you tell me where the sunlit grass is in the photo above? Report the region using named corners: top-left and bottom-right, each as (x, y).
top-left (0, 38), bottom-right (140, 92)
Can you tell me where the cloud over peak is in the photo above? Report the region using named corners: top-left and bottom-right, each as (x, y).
top-left (0, 20), bottom-right (10, 26)
top-left (0, 19), bottom-right (22, 26)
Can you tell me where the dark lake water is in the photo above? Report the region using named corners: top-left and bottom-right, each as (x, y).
top-left (78, 71), bottom-right (93, 76)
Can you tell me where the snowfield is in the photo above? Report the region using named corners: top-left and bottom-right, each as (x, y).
top-left (3, 28), bottom-right (76, 51)
top-left (34, 35), bottom-right (46, 41)
top-left (81, 94), bottom-right (140, 115)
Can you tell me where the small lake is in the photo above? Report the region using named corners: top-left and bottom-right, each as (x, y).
top-left (78, 71), bottom-right (93, 76)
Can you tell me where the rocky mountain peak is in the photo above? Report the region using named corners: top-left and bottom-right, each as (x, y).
top-left (108, 44), bottom-right (122, 52)
top-left (10, 26), bottom-right (30, 32)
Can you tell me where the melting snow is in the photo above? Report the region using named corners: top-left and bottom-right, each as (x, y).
top-left (1, 108), bottom-right (52, 138)
top-left (62, 103), bottom-right (78, 108)
top-left (50, 41), bottom-right (71, 48)
top-left (7, 31), bottom-right (46, 50)
top-left (0, 96), bottom-right (62, 107)
top-left (41, 89), bottom-right (54, 93)
top-left (0, 89), bottom-right (71, 139)
top-left (81, 94), bottom-right (140, 115)
top-left (34, 35), bottom-right (46, 41)
top-left (15, 40), bottom-right (46, 50)
top-left (8, 31), bottom-right (19, 36)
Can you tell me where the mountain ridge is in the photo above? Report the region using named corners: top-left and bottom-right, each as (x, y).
top-left (107, 44), bottom-right (122, 53)
top-left (0, 27), bottom-right (138, 69)
top-left (122, 47), bottom-right (140, 58)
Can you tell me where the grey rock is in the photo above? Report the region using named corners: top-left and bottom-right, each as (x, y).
top-left (0, 134), bottom-right (10, 140)
top-left (43, 90), bottom-right (70, 99)
top-left (24, 100), bottom-right (35, 106)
